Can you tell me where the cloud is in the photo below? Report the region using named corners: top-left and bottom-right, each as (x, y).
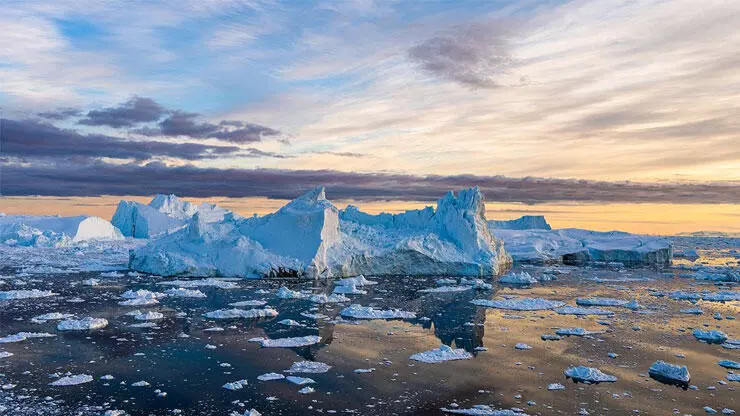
top-left (78, 96), bottom-right (168, 128)
top-left (408, 22), bottom-right (517, 88)
top-left (37, 108), bottom-right (82, 120)
top-left (1, 118), bottom-right (240, 161)
top-left (2, 159), bottom-right (738, 204)
top-left (146, 111), bottom-right (284, 143)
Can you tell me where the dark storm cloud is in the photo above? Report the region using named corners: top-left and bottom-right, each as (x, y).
top-left (147, 111), bottom-right (283, 143)
top-left (78, 96), bottom-right (168, 128)
top-left (3, 160), bottom-right (738, 204)
top-left (37, 108), bottom-right (82, 120)
top-left (408, 23), bottom-right (515, 88)
top-left (1, 118), bottom-right (240, 161)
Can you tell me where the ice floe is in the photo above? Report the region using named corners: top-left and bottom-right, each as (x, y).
top-left (441, 405), bottom-right (529, 415)
top-left (564, 366), bottom-right (617, 383)
top-left (693, 329), bottom-right (728, 344)
top-left (0, 332), bottom-right (56, 343)
top-left (164, 288), bottom-right (207, 298)
top-left (49, 374), bottom-right (93, 386)
top-left (471, 297), bottom-right (564, 311)
top-left (249, 335), bottom-right (322, 348)
top-left (57, 317), bottom-right (108, 330)
top-left (340, 304), bottom-right (416, 320)
top-left (409, 345), bottom-right (473, 363)
top-left (0, 289), bottom-right (58, 300)
top-left (203, 307), bottom-right (278, 319)
top-left (648, 361), bottom-right (690, 386)
top-left (285, 361), bottom-right (331, 373)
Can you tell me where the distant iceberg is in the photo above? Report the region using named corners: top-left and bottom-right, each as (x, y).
top-left (129, 186), bottom-right (512, 278)
top-left (493, 225), bottom-right (672, 267)
top-left (490, 215), bottom-right (551, 230)
top-left (112, 194), bottom-right (234, 238)
top-left (0, 214), bottom-right (123, 247)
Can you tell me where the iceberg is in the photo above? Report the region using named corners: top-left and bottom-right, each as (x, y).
top-left (471, 297), bottom-right (564, 311)
top-left (441, 405), bottom-right (529, 415)
top-left (493, 226), bottom-right (672, 267)
top-left (0, 214), bottom-right (122, 247)
top-left (49, 374), bottom-right (93, 386)
top-left (285, 361), bottom-right (331, 373)
top-left (693, 329), bottom-right (727, 344)
top-left (410, 345), bottom-right (473, 363)
top-left (202, 307), bottom-right (278, 319)
top-left (57, 317), bottom-right (108, 331)
top-left (648, 360), bottom-right (690, 387)
top-left (490, 215), bottom-right (551, 230)
top-left (564, 366), bottom-right (617, 383)
top-left (340, 304), bottom-right (416, 320)
top-left (249, 335), bottom-right (322, 348)
top-left (0, 289), bottom-right (58, 300)
top-left (112, 194), bottom-right (233, 239)
top-left (129, 187), bottom-right (511, 278)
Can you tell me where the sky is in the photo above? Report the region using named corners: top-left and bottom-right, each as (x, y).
top-left (1, 0), bottom-right (738, 232)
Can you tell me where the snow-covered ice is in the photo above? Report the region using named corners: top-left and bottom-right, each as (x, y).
top-left (249, 335), bottom-right (322, 348)
top-left (564, 366), bottom-right (617, 383)
top-left (57, 317), bottom-right (108, 331)
top-left (49, 374), bottom-right (93, 386)
top-left (340, 304), bottom-right (416, 320)
top-left (203, 307), bottom-right (278, 319)
top-left (471, 297), bottom-right (564, 311)
top-left (285, 361), bottom-right (331, 373)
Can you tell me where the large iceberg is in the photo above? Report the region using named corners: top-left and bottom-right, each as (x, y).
top-left (0, 214), bottom-right (123, 247)
top-left (111, 194), bottom-right (232, 238)
top-left (129, 186), bottom-right (511, 278)
top-left (493, 226), bottom-right (672, 266)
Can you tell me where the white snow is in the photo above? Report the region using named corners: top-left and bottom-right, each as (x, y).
top-left (340, 304), bottom-right (416, 320)
top-left (297, 386), bottom-right (315, 394)
top-left (129, 187), bottom-right (511, 278)
top-left (49, 374), bottom-right (93, 386)
top-left (471, 297), bottom-right (564, 311)
top-left (410, 345), bottom-right (473, 363)
top-left (57, 317), bottom-right (108, 330)
top-left (203, 307), bottom-right (278, 319)
top-left (249, 335), bottom-right (322, 348)
top-left (564, 366), bottom-right (617, 383)
top-left (31, 312), bottom-right (74, 323)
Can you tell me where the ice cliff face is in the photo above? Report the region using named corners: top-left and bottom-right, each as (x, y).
top-left (112, 194), bottom-right (232, 238)
top-left (0, 215), bottom-right (123, 247)
top-left (490, 215), bottom-right (551, 230)
top-left (129, 186), bottom-right (511, 278)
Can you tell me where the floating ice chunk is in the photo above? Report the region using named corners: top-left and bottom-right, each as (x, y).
top-left (285, 361), bottom-right (331, 373)
top-left (418, 285), bottom-right (472, 293)
top-left (332, 281), bottom-right (367, 295)
top-left (722, 339), bottom-right (740, 349)
top-left (309, 293), bottom-right (350, 304)
top-left (297, 386), bottom-right (315, 394)
top-left (547, 383), bottom-right (565, 391)
top-left (555, 328), bottom-right (600, 337)
top-left (0, 332), bottom-right (56, 343)
top-left (693, 329), bottom-right (727, 344)
top-left (100, 271), bottom-right (124, 278)
top-left (82, 278), bottom-right (100, 286)
top-left (0, 289), bottom-right (58, 300)
top-left (667, 291), bottom-right (702, 301)
top-left (257, 372), bottom-right (285, 381)
top-left (576, 297), bottom-right (628, 307)
top-left (119, 296), bottom-right (159, 306)
top-left (702, 291), bottom-right (740, 302)
top-left (499, 272), bottom-right (538, 285)
top-left (680, 307), bottom-right (704, 315)
top-left (249, 335), bottom-right (321, 348)
top-left (164, 288), bottom-right (206, 298)
top-left (0, 351), bottom-right (13, 359)
top-left (460, 278), bottom-right (494, 290)
top-left (131, 380), bottom-right (150, 387)
top-left (121, 289), bottom-right (165, 299)
top-left (441, 404), bottom-right (529, 415)
top-left (717, 360), bottom-right (740, 369)
top-left (49, 374), bottom-right (93, 386)
top-left (133, 311), bottom-right (164, 321)
top-left (203, 307), bottom-right (278, 320)
top-left (354, 368), bottom-right (375, 373)
top-left (648, 361), bottom-right (690, 385)
top-left (336, 275), bottom-right (377, 286)
top-left (285, 376), bottom-right (315, 385)
top-left (340, 304), bottom-right (416, 320)
top-left (471, 298), bottom-right (564, 311)
top-left (277, 319), bottom-right (303, 327)
top-left (158, 278), bottom-right (239, 289)
top-left (230, 299), bottom-right (268, 307)
top-left (564, 366), bottom-right (617, 383)
top-left (31, 312), bottom-right (74, 324)
top-left (410, 344), bottom-right (473, 363)
top-left (57, 317), bottom-right (108, 331)
top-left (554, 306), bottom-right (613, 316)
top-left (514, 343), bottom-right (532, 350)
top-left (728, 374), bottom-right (740, 382)
top-left (275, 287), bottom-right (308, 299)
top-left (223, 379), bottom-right (248, 391)
top-left (129, 322), bottom-right (158, 328)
